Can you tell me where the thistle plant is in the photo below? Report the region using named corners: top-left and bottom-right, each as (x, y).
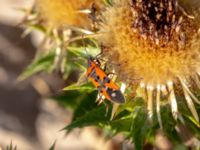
top-left (20, 0), bottom-right (200, 149)
top-left (99, 0), bottom-right (200, 126)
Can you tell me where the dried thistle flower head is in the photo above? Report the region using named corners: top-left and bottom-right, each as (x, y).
top-left (98, 0), bottom-right (200, 124)
top-left (36, 0), bottom-right (102, 28)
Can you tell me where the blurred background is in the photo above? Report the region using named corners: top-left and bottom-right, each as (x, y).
top-left (0, 0), bottom-right (119, 149)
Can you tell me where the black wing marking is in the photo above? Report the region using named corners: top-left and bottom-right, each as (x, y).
top-left (103, 76), bottom-right (110, 84)
top-left (106, 88), bottom-right (125, 104)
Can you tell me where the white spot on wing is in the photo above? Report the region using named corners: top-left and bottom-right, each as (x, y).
top-left (111, 92), bottom-right (116, 97)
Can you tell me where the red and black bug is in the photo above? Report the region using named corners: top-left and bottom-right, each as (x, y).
top-left (86, 57), bottom-right (125, 104)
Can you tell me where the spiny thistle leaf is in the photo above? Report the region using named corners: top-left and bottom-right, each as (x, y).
top-left (109, 117), bottom-right (133, 134)
top-left (67, 46), bottom-right (87, 58)
top-left (131, 107), bottom-right (148, 150)
top-left (72, 91), bottom-right (99, 121)
top-left (25, 23), bottom-right (46, 33)
top-left (103, 0), bottom-right (112, 5)
top-left (67, 46), bottom-right (100, 59)
top-left (114, 97), bottom-right (144, 116)
top-left (18, 52), bottom-right (55, 81)
top-left (64, 104), bottom-right (111, 132)
top-left (49, 141), bottom-right (56, 150)
top-left (184, 115), bottom-right (200, 128)
top-left (63, 82), bottom-right (94, 91)
top-left (182, 113), bottom-right (200, 139)
top-left (6, 141), bottom-right (17, 150)
top-left (174, 145), bottom-right (188, 150)
top-left (160, 105), bottom-right (181, 143)
top-left (63, 91), bottom-right (112, 132)
top-left (52, 91), bottom-right (88, 109)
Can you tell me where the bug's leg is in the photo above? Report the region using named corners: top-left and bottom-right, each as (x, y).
top-left (95, 44), bottom-right (110, 62)
top-left (95, 93), bottom-right (101, 102)
top-left (102, 63), bottom-right (107, 72)
top-left (96, 88), bottom-right (104, 105)
top-left (107, 72), bottom-right (115, 76)
top-left (107, 72), bottom-right (117, 81)
top-left (98, 99), bottom-right (104, 105)
top-left (103, 101), bottom-right (110, 117)
top-left (95, 44), bottom-right (104, 58)
top-left (96, 87), bottom-right (109, 113)
top-left (111, 104), bottom-right (119, 120)
top-left (95, 58), bottom-right (101, 66)
top-left (96, 94), bottom-right (104, 105)
top-left (97, 98), bottom-right (109, 117)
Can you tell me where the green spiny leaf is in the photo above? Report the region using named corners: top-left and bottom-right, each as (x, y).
top-left (131, 107), bottom-right (148, 150)
top-left (18, 52), bottom-right (55, 81)
top-left (103, 0), bottom-right (112, 5)
top-left (67, 46), bottom-right (99, 58)
top-left (63, 82), bottom-right (94, 91)
top-left (161, 105), bottom-right (181, 143)
top-left (49, 141), bottom-right (56, 150)
top-left (6, 141), bottom-right (17, 150)
top-left (52, 91), bottom-right (86, 109)
top-left (73, 91), bottom-right (98, 120)
top-left (109, 117), bottom-right (133, 133)
top-left (174, 144), bottom-right (188, 150)
top-left (64, 104), bottom-right (111, 132)
top-left (26, 23), bottom-right (46, 33)
top-left (113, 97), bottom-right (144, 119)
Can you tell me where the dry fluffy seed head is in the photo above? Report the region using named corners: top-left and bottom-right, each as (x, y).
top-left (36, 0), bottom-right (102, 28)
top-left (99, 0), bottom-right (200, 85)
